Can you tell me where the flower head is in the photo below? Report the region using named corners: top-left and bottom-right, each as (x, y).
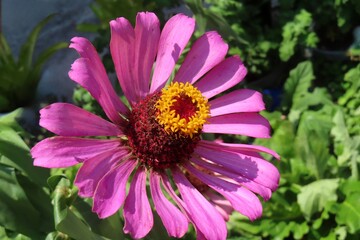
top-left (31, 12), bottom-right (280, 239)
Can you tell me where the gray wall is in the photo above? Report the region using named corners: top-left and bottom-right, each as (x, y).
top-left (2, 0), bottom-right (95, 102)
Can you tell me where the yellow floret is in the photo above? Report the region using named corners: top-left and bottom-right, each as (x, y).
top-left (156, 82), bottom-right (210, 138)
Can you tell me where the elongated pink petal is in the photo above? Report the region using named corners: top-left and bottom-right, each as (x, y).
top-left (195, 56), bottom-right (247, 99)
top-left (206, 191), bottom-right (233, 221)
top-left (210, 89), bottom-right (265, 117)
top-left (110, 17), bottom-right (137, 103)
top-left (161, 174), bottom-right (208, 240)
top-left (39, 103), bottom-right (122, 137)
top-left (74, 148), bottom-right (129, 197)
top-left (69, 37), bottom-right (127, 124)
top-left (150, 172), bottom-right (188, 238)
top-left (132, 12), bottom-right (160, 100)
top-left (123, 167), bottom-right (153, 239)
top-left (172, 168), bottom-right (227, 240)
top-left (150, 14), bottom-right (195, 93)
top-left (195, 146), bottom-right (280, 191)
top-left (174, 31), bottom-right (228, 85)
top-left (199, 140), bottom-right (280, 160)
top-left (203, 113), bottom-right (271, 138)
top-left (186, 163), bottom-right (263, 221)
top-left (31, 137), bottom-right (121, 168)
top-left (192, 157), bottom-right (272, 200)
top-left (93, 160), bottom-right (137, 219)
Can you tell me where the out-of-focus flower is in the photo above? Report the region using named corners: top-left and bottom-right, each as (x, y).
top-left (31, 12), bottom-right (280, 239)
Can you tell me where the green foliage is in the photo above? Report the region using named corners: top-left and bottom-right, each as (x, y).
top-left (279, 10), bottom-right (318, 61)
top-left (0, 111), bottom-right (51, 238)
top-left (297, 179), bottom-right (339, 220)
top-left (250, 62), bottom-right (360, 239)
top-left (0, 15), bottom-right (67, 112)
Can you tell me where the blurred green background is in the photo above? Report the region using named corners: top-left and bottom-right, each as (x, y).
top-left (1, 0), bottom-right (359, 239)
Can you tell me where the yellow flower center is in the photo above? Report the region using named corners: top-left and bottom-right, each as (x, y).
top-left (156, 82), bottom-right (210, 138)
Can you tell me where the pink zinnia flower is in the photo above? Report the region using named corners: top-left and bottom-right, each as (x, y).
top-left (31, 12), bottom-right (280, 239)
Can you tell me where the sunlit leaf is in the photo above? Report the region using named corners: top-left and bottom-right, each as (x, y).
top-left (297, 179), bottom-right (339, 220)
top-left (0, 125), bottom-right (49, 186)
top-left (0, 165), bottom-right (44, 238)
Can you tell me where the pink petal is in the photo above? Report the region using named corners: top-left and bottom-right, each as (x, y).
top-left (172, 168), bottom-right (227, 240)
top-left (185, 163), bottom-right (263, 221)
top-left (195, 56), bottom-right (247, 99)
top-left (123, 167), bottom-right (153, 239)
top-left (199, 140), bottom-right (280, 160)
top-left (68, 43), bottom-right (127, 125)
top-left (74, 148), bottom-right (129, 197)
top-left (191, 157), bottom-right (272, 200)
top-left (195, 145), bottom-right (280, 191)
top-left (160, 174), bottom-right (208, 240)
top-left (92, 160), bottom-right (137, 219)
top-left (210, 89), bottom-right (265, 117)
top-left (206, 191), bottom-right (233, 221)
top-left (150, 14), bottom-right (195, 93)
top-left (132, 12), bottom-right (160, 101)
top-left (39, 103), bottom-right (122, 137)
top-left (203, 112), bottom-right (271, 138)
top-left (150, 172), bottom-right (188, 238)
top-left (174, 31), bottom-right (228, 85)
top-left (110, 17), bottom-right (137, 104)
top-left (31, 137), bottom-right (121, 168)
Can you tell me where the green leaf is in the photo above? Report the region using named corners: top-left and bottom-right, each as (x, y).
top-left (18, 14), bottom-right (56, 70)
top-left (0, 108), bottom-right (25, 133)
top-left (71, 196), bottom-right (124, 239)
top-left (0, 33), bottom-right (15, 65)
top-left (0, 226), bottom-right (32, 240)
top-left (282, 61), bottom-right (314, 116)
top-left (0, 125), bottom-right (49, 186)
top-left (329, 180), bottom-right (360, 234)
top-left (335, 192), bottom-right (360, 234)
top-left (279, 9), bottom-right (318, 61)
top-left (53, 177), bottom-right (105, 240)
top-left (288, 88), bottom-right (333, 123)
top-left (15, 174), bottom-right (54, 232)
top-left (0, 165), bottom-right (44, 238)
top-left (30, 42), bottom-right (68, 85)
top-left (295, 110), bottom-right (334, 179)
top-left (297, 179), bottom-right (339, 220)
top-left (331, 109), bottom-right (360, 179)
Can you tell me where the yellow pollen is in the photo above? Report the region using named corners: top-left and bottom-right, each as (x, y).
top-left (156, 82), bottom-right (210, 138)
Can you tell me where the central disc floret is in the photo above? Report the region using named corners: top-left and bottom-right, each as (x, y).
top-left (156, 82), bottom-right (210, 138)
top-left (125, 82), bottom-right (210, 170)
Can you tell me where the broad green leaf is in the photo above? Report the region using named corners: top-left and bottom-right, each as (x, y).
top-left (0, 226), bottom-right (31, 240)
top-left (71, 196), bottom-right (124, 239)
top-left (15, 174), bottom-right (53, 232)
top-left (53, 177), bottom-right (106, 240)
top-left (338, 64), bottom-right (360, 106)
top-left (0, 125), bottom-right (49, 186)
top-left (0, 165), bottom-right (44, 238)
top-left (0, 108), bottom-right (25, 133)
top-left (335, 192), bottom-right (360, 234)
top-left (288, 87), bottom-right (333, 123)
top-left (331, 109), bottom-right (360, 179)
top-left (295, 110), bottom-right (334, 179)
top-left (329, 180), bottom-right (360, 234)
top-left (282, 61), bottom-right (314, 120)
top-left (297, 179), bottom-right (339, 220)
